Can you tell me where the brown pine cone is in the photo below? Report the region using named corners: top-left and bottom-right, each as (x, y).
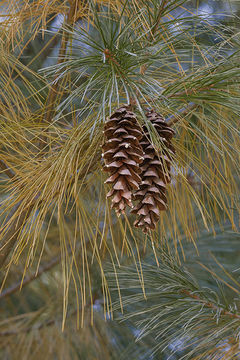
top-left (132, 109), bottom-right (175, 233)
top-left (102, 105), bottom-right (144, 216)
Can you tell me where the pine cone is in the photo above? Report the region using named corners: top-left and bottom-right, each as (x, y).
top-left (132, 109), bottom-right (175, 232)
top-left (102, 105), bottom-right (144, 216)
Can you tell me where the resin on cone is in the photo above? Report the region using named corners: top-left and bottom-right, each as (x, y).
top-left (132, 109), bottom-right (175, 232)
top-left (102, 105), bottom-right (144, 216)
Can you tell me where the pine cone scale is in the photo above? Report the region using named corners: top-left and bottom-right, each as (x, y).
top-left (132, 109), bottom-right (175, 232)
top-left (102, 105), bottom-right (144, 216)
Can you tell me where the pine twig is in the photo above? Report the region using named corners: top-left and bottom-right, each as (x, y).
top-left (140, 0), bottom-right (168, 75)
top-left (0, 240), bottom-right (83, 299)
top-left (0, 253), bottom-right (61, 299)
top-left (167, 103), bottom-right (198, 126)
top-left (39, 0), bottom-right (82, 150)
top-left (0, 160), bottom-right (15, 179)
top-left (166, 86), bottom-right (213, 99)
top-left (181, 289), bottom-right (240, 320)
top-left (0, 149), bottom-right (100, 269)
top-left (0, 1), bottom-right (83, 267)
top-left (0, 293), bottom-right (99, 336)
top-left (27, 30), bottom-right (62, 70)
top-left (0, 3), bottom-right (81, 266)
top-left (151, 0), bottom-right (168, 35)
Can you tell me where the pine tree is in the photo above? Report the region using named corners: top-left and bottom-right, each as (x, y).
top-left (0, 0), bottom-right (239, 359)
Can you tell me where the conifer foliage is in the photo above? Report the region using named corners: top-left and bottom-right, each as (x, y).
top-left (0, 0), bottom-right (239, 359)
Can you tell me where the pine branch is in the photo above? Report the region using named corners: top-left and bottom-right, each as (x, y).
top-left (0, 2), bottom-right (87, 268)
top-left (0, 146), bottom-right (100, 269)
top-left (0, 237), bottom-right (85, 299)
top-left (166, 86), bottom-right (214, 99)
top-left (0, 292), bottom-right (99, 337)
top-left (27, 30), bottom-right (62, 70)
top-left (151, 0), bottom-right (168, 35)
top-left (39, 0), bottom-right (82, 150)
top-left (180, 289), bottom-right (240, 320)
top-left (0, 160), bottom-right (15, 179)
top-left (0, 252), bottom-right (61, 299)
top-left (140, 0), bottom-right (168, 75)
top-left (167, 102), bottom-right (198, 126)
top-left (110, 248), bottom-right (240, 358)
